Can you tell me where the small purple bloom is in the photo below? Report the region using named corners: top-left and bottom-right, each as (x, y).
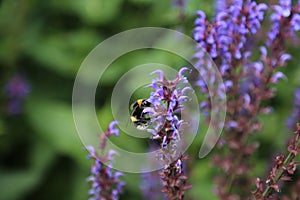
top-left (279, 0), bottom-right (292, 17)
top-left (4, 74), bottom-right (30, 99)
top-left (108, 120), bottom-right (119, 136)
top-left (291, 14), bottom-right (300, 31)
top-left (227, 121), bottom-right (238, 129)
top-left (270, 71), bottom-right (287, 83)
top-left (140, 172), bottom-right (164, 200)
top-left (259, 46), bottom-right (267, 57)
top-left (7, 99), bottom-right (23, 115)
top-left (3, 74), bottom-right (30, 115)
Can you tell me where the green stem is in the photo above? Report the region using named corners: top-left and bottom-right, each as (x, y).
top-left (261, 152), bottom-right (295, 197)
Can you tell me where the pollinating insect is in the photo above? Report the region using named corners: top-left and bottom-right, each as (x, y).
top-left (130, 99), bottom-right (153, 130)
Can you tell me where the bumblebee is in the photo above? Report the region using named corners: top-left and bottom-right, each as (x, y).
top-left (130, 99), bottom-right (152, 130)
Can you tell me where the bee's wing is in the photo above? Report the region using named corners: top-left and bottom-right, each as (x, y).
top-left (130, 101), bottom-right (138, 111)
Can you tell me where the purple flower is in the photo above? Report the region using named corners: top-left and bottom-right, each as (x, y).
top-left (108, 120), bottom-right (119, 136)
top-left (3, 74), bottom-right (30, 115)
top-left (146, 68), bottom-right (192, 199)
top-left (87, 121), bottom-right (124, 200)
top-left (268, 0), bottom-right (300, 46)
top-left (4, 75), bottom-right (30, 99)
top-left (194, 0), bottom-right (267, 75)
top-left (140, 172), bottom-right (165, 200)
top-left (147, 68), bottom-right (192, 142)
top-left (291, 14), bottom-right (300, 31)
top-left (214, 0), bottom-right (241, 13)
top-left (270, 71), bottom-right (287, 83)
top-left (194, 0), bottom-right (300, 199)
top-left (99, 121), bottom-right (119, 151)
top-left (278, 0), bottom-right (292, 17)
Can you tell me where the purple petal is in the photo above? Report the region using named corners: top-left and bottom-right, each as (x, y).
top-left (227, 121), bottom-right (238, 128)
top-left (280, 53), bottom-right (292, 64)
top-left (292, 14), bottom-right (300, 31)
top-left (150, 70), bottom-right (164, 81)
top-left (178, 67), bottom-right (191, 78)
top-left (197, 10), bottom-right (206, 19)
top-left (270, 71), bottom-right (287, 83)
top-left (243, 94), bottom-right (251, 106)
top-left (259, 46), bottom-right (267, 57)
top-left (107, 121), bottom-right (119, 137)
top-left (257, 3), bottom-right (268, 11)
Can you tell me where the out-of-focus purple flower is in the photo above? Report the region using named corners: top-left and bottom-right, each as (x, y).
top-left (214, 0), bottom-right (239, 13)
top-left (287, 88), bottom-right (300, 130)
top-left (194, 0), bottom-right (267, 72)
top-left (172, 0), bottom-right (188, 9)
top-left (194, 0), bottom-right (300, 132)
top-left (268, 0), bottom-right (300, 46)
top-left (291, 13), bottom-right (300, 31)
top-left (172, 0), bottom-right (188, 21)
top-left (194, 0), bottom-right (300, 199)
top-left (140, 172), bottom-right (165, 200)
top-left (87, 121), bottom-right (124, 200)
top-left (3, 74), bottom-right (30, 115)
top-left (270, 71), bottom-right (287, 83)
top-left (4, 75), bottom-right (30, 98)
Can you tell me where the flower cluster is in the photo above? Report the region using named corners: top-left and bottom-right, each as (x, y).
top-left (214, 0), bottom-right (236, 13)
top-left (194, 0), bottom-right (267, 76)
top-left (194, 0), bottom-right (271, 134)
top-left (262, 0), bottom-right (300, 74)
top-left (3, 74), bottom-right (30, 115)
top-left (86, 121), bottom-right (124, 200)
top-left (287, 87), bottom-right (300, 131)
top-left (268, 0), bottom-right (300, 47)
top-left (146, 68), bottom-right (192, 200)
top-left (193, 0), bottom-right (300, 199)
top-left (253, 124), bottom-right (300, 199)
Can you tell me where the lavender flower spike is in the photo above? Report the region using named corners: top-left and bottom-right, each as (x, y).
top-left (87, 121), bottom-right (124, 200)
top-left (194, 0), bottom-right (267, 73)
top-left (268, 0), bottom-right (300, 46)
top-left (147, 68), bottom-right (192, 200)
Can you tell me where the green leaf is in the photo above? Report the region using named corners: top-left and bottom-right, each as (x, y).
top-left (0, 139), bottom-right (55, 200)
top-left (25, 98), bottom-right (88, 167)
top-left (49, 0), bottom-right (122, 25)
top-left (23, 29), bottom-right (100, 77)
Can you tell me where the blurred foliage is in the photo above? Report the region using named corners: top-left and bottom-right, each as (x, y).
top-left (0, 0), bottom-right (300, 200)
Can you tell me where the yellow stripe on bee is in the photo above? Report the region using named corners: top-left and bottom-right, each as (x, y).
top-left (130, 116), bottom-right (138, 122)
top-left (137, 99), bottom-right (143, 107)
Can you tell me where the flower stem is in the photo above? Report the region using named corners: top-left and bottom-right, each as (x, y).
top-left (261, 141), bottom-right (299, 197)
top-left (262, 132), bottom-right (300, 197)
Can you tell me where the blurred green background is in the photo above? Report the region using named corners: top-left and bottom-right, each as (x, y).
top-left (1, 0), bottom-right (300, 199)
